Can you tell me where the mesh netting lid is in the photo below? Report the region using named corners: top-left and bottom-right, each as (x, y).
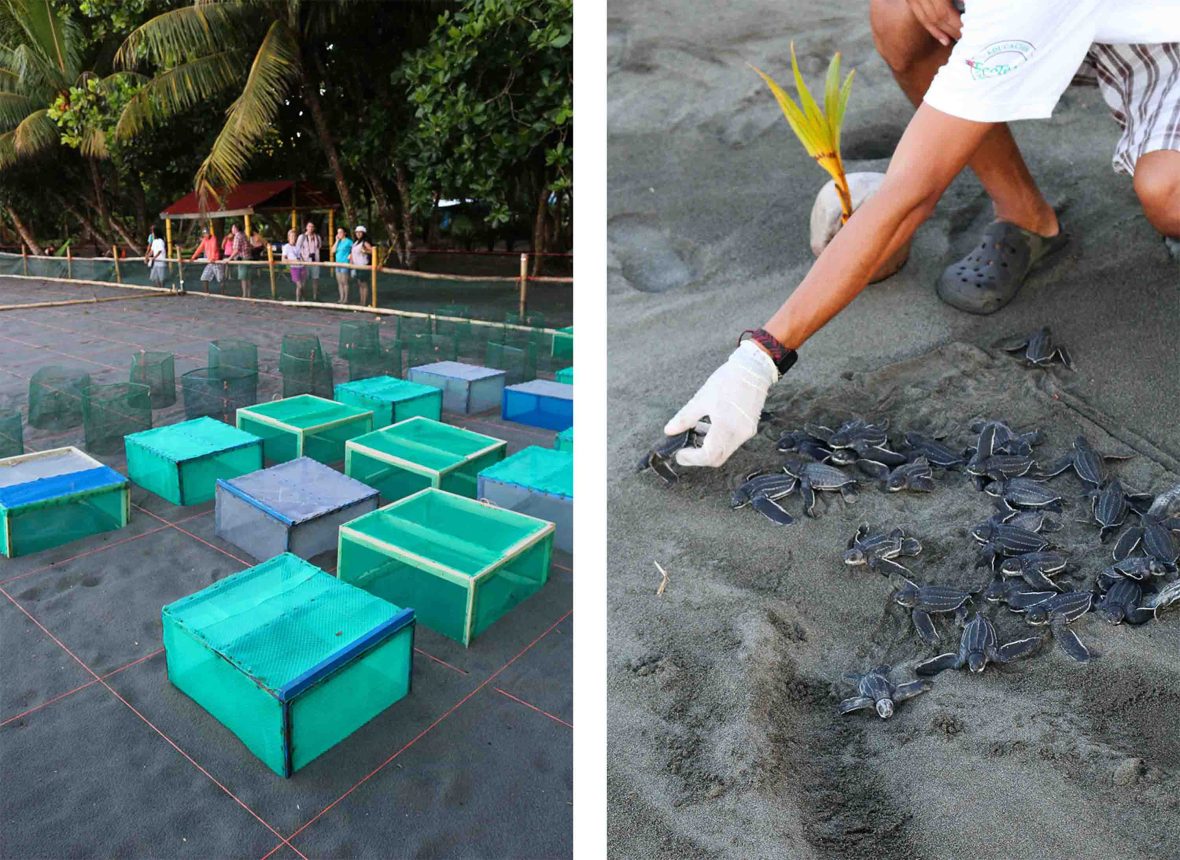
top-left (479, 445), bottom-right (572, 499)
top-left (238, 394), bottom-right (372, 431)
top-left (0, 446), bottom-right (127, 510)
top-left (411, 361), bottom-right (503, 381)
top-left (219, 457), bottom-right (378, 525)
top-left (162, 553), bottom-right (413, 701)
top-left (350, 417), bottom-right (503, 472)
top-left (343, 488), bottom-right (553, 579)
top-left (126, 416), bottom-right (261, 463)
top-left (506, 379), bottom-right (573, 400)
top-left (335, 376), bottom-right (439, 403)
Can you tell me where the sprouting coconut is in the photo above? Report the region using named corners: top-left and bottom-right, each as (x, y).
top-left (752, 46), bottom-right (908, 281)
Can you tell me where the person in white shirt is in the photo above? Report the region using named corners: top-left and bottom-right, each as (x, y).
top-left (282, 229), bottom-right (306, 302)
top-left (143, 225), bottom-right (173, 293)
top-left (295, 220), bottom-right (323, 300)
top-left (660, 0), bottom-right (1180, 471)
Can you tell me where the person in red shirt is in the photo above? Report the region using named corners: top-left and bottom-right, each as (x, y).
top-left (189, 226), bottom-right (224, 293)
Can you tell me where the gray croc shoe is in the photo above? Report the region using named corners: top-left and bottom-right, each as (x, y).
top-left (937, 220), bottom-right (1069, 315)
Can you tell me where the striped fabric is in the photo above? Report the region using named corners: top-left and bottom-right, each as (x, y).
top-left (1081, 42), bottom-right (1180, 175)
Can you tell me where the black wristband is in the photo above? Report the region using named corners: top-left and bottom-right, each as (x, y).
top-left (739, 328), bottom-right (798, 376)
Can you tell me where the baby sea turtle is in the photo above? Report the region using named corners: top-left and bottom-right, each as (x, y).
top-left (994, 326), bottom-right (1073, 369)
top-left (827, 418), bottom-right (890, 450)
top-left (775, 428), bottom-right (834, 463)
top-left (636, 428), bottom-right (703, 484)
top-left (916, 613), bottom-right (1041, 676)
top-left (984, 477), bottom-right (1065, 512)
top-left (967, 420), bottom-right (1042, 460)
top-left (861, 457), bottom-right (935, 492)
top-left (989, 508), bottom-right (1063, 533)
top-left (999, 551), bottom-right (1069, 591)
top-left (730, 471), bottom-right (798, 526)
top-left (832, 439), bottom-right (908, 469)
top-left (901, 432), bottom-right (967, 469)
top-left (1020, 591), bottom-right (1094, 663)
top-left (1146, 580), bottom-right (1180, 619)
top-left (891, 574), bottom-right (973, 645)
top-left (983, 575), bottom-right (1056, 610)
top-left (972, 521), bottom-right (1053, 570)
top-left (1100, 555), bottom-right (1171, 587)
top-left (844, 524), bottom-right (922, 574)
top-left (782, 458), bottom-right (857, 517)
top-left (838, 665), bottom-right (930, 719)
top-left (1086, 479), bottom-right (1147, 542)
top-left (1043, 435), bottom-right (1130, 489)
top-left (967, 453), bottom-right (1038, 489)
top-left (1113, 513), bottom-right (1180, 571)
top-left (1095, 578), bottom-right (1153, 626)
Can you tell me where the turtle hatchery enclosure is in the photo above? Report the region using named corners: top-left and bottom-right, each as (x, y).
top-left (0, 275), bottom-right (573, 859)
top-left (624, 333), bottom-right (1179, 856)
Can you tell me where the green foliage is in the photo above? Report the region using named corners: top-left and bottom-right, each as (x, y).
top-left (47, 73), bottom-right (140, 156)
top-left (400, 0), bottom-right (572, 226)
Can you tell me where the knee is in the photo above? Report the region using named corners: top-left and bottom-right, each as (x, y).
top-left (1133, 154), bottom-right (1180, 234)
top-left (870, 0), bottom-right (928, 75)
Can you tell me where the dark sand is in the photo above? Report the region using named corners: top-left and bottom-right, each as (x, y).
top-left (0, 281), bottom-right (572, 859)
top-left (608, 3), bottom-right (1180, 857)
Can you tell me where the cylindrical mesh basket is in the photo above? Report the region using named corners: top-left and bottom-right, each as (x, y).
top-left (405, 333), bottom-right (459, 370)
top-left (485, 341), bottom-right (538, 386)
top-left (339, 320), bottom-right (382, 359)
top-left (0, 408), bottom-right (23, 457)
top-left (130, 350), bottom-right (177, 409)
top-left (182, 367), bottom-right (258, 423)
top-left (28, 366), bottom-right (91, 430)
top-left (397, 315), bottom-right (433, 340)
top-left (209, 339), bottom-right (259, 380)
top-left (348, 343), bottom-right (402, 382)
top-left (505, 310), bottom-right (547, 328)
top-left (84, 381), bottom-right (152, 453)
top-left (280, 334), bottom-right (333, 397)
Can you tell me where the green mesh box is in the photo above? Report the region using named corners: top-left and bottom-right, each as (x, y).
top-left (28, 366), bottom-right (90, 431)
top-left (555, 366), bottom-right (573, 385)
top-left (0, 408), bottom-right (23, 458)
top-left (130, 351), bottom-right (177, 409)
top-left (0, 447), bottom-right (130, 558)
top-left (344, 417), bottom-right (506, 502)
top-left (338, 489), bottom-right (553, 646)
top-left (485, 341), bottom-right (538, 386)
top-left (162, 554), bottom-right (415, 777)
top-left (125, 417), bottom-right (263, 506)
top-left (348, 345), bottom-right (402, 383)
top-left (83, 381), bottom-right (153, 455)
top-left (279, 334), bottom-right (334, 398)
top-left (478, 446), bottom-right (573, 554)
top-left (334, 376), bottom-right (443, 428)
top-left (237, 395), bottom-right (374, 465)
top-left (338, 320), bottom-right (382, 358)
top-left (552, 326), bottom-right (573, 360)
top-left (555, 426), bottom-right (573, 452)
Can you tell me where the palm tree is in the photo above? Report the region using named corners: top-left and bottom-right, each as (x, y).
top-left (115, 1), bottom-right (365, 221)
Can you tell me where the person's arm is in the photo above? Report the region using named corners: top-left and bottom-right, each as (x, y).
top-left (190, 241), bottom-right (201, 261)
top-left (666, 104), bottom-right (993, 468)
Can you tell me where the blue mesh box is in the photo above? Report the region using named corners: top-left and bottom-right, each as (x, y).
top-left (0, 447), bottom-right (130, 558)
top-left (555, 427), bottom-right (573, 452)
top-left (478, 446), bottom-right (573, 553)
top-left (502, 380), bottom-right (573, 430)
top-left (216, 458), bottom-right (379, 561)
top-left (407, 361), bottom-right (506, 415)
top-left (236, 395), bottom-right (374, 465)
top-left (125, 417), bottom-right (264, 506)
top-left (334, 376), bottom-right (443, 428)
top-left (162, 554), bottom-right (415, 777)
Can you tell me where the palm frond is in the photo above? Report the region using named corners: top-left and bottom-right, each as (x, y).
top-left (116, 3), bottom-right (253, 70)
top-left (0, 128), bottom-right (17, 169)
top-left (114, 53), bottom-right (239, 139)
top-left (0, 90), bottom-right (33, 129)
top-left (11, 107), bottom-right (55, 157)
top-left (77, 124), bottom-right (107, 159)
top-left (193, 18), bottom-right (301, 207)
top-left (4, 0), bottom-right (80, 79)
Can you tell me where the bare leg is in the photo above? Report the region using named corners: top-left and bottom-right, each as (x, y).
top-left (1133, 150), bottom-right (1180, 237)
top-left (870, 0), bottom-right (1058, 236)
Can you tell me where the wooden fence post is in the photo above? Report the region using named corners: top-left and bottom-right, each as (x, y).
top-left (370, 246), bottom-right (379, 309)
top-left (112, 246), bottom-right (121, 283)
top-left (266, 243), bottom-right (277, 299)
top-left (21, 245), bottom-right (28, 275)
top-left (519, 253), bottom-right (529, 319)
top-left (66, 245), bottom-right (72, 279)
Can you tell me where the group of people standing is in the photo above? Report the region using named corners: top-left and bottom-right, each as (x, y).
top-left (144, 220), bottom-right (376, 304)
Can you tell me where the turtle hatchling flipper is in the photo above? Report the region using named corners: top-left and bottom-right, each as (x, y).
top-left (996, 635), bottom-right (1041, 663)
top-left (893, 679), bottom-right (932, 701)
top-left (1021, 569), bottom-right (1063, 592)
top-left (800, 482), bottom-right (818, 517)
top-left (870, 557), bottom-right (909, 578)
top-left (909, 476), bottom-right (937, 493)
top-left (900, 537), bottom-right (923, 556)
top-left (857, 459), bottom-right (889, 480)
top-left (1112, 526), bottom-right (1144, 561)
top-left (750, 495), bottom-right (796, 526)
top-left (1054, 345), bottom-right (1074, 370)
top-left (911, 610), bottom-right (940, 645)
top-left (915, 653), bottom-right (959, 676)
top-left (838, 696), bottom-right (874, 715)
top-left (1042, 454), bottom-right (1074, 479)
top-left (1007, 589), bottom-right (1057, 611)
top-left (1053, 623), bottom-right (1092, 663)
top-left (648, 457), bottom-right (680, 485)
top-left (993, 333), bottom-right (1032, 352)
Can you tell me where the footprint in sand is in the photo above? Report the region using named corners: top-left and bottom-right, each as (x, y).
top-left (609, 215), bottom-right (695, 293)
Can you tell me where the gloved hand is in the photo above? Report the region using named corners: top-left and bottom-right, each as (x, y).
top-left (663, 339), bottom-right (779, 467)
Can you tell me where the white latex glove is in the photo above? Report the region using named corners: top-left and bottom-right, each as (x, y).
top-left (663, 340), bottom-right (779, 468)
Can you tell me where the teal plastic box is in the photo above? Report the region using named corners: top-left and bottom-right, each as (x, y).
top-left (555, 427), bottom-right (573, 452)
top-left (334, 376), bottom-right (443, 428)
top-left (125, 417), bottom-right (263, 506)
top-left (0, 447), bottom-right (129, 558)
top-left (555, 367), bottom-right (573, 385)
top-left (237, 395), bottom-right (374, 465)
top-left (162, 554), bottom-right (414, 777)
top-left (478, 446), bottom-right (573, 553)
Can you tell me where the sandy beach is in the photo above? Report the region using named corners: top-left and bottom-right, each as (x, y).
top-left (607, 2), bottom-right (1180, 857)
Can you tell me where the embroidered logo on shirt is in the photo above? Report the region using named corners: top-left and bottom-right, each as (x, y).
top-left (967, 40), bottom-right (1034, 80)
